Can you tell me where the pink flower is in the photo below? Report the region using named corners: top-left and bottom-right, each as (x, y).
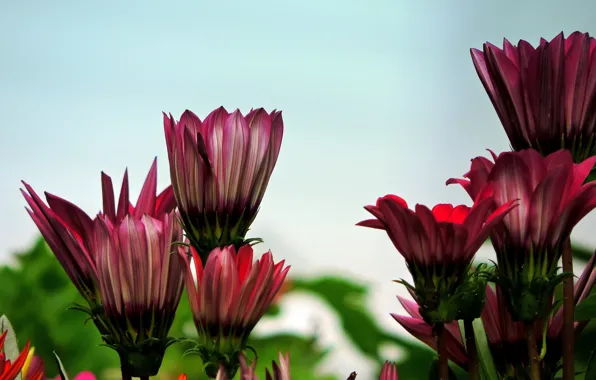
top-left (379, 361), bottom-right (399, 380)
top-left (471, 32), bottom-right (596, 161)
top-left (447, 149), bottom-right (596, 320)
top-left (164, 107), bottom-right (283, 258)
top-left (178, 245), bottom-right (290, 377)
top-left (21, 158), bottom-right (176, 305)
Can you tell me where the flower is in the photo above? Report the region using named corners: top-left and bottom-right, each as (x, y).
top-left (357, 192), bottom-right (516, 323)
top-left (164, 107), bottom-right (284, 260)
top-left (471, 31), bottom-right (596, 161)
top-left (21, 158), bottom-right (176, 306)
top-left (178, 245), bottom-right (290, 377)
top-left (215, 353), bottom-right (291, 380)
top-left (379, 361), bottom-right (399, 380)
top-left (23, 159), bottom-right (180, 377)
top-left (447, 149), bottom-right (596, 320)
top-left (91, 162), bottom-right (184, 377)
top-left (0, 331), bottom-right (31, 380)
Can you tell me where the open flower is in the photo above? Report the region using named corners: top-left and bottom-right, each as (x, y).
top-left (447, 149), bottom-right (596, 320)
top-left (178, 245), bottom-right (289, 378)
top-left (357, 191), bottom-right (516, 323)
top-left (471, 31), bottom-right (596, 161)
top-left (164, 107), bottom-right (283, 260)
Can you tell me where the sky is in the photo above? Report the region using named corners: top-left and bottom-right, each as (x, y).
top-left (3, 0), bottom-right (596, 377)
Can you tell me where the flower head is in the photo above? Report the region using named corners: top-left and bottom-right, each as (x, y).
top-left (164, 107), bottom-right (283, 260)
top-left (0, 331), bottom-right (31, 380)
top-left (21, 158), bottom-right (176, 306)
top-left (91, 161), bottom-right (183, 377)
top-left (379, 361), bottom-right (399, 380)
top-left (357, 192), bottom-right (516, 323)
top-left (447, 149), bottom-right (596, 320)
top-left (178, 245), bottom-right (290, 377)
top-left (471, 31), bottom-right (596, 161)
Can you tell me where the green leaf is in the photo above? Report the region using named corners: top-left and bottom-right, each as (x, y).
top-left (472, 319), bottom-right (498, 380)
top-left (0, 315), bottom-right (22, 380)
top-left (586, 348), bottom-right (596, 380)
top-left (53, 351), bottom-right (70, 380)
top-left (575, 293), bottom-right (596, 321)
top-left (572, 245), bottom-right (595, 263)
top-left (427, 359), bottom-right (458, 380)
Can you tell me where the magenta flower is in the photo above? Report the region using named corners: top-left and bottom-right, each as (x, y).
top-left (447, 149), bottom-right (596, 320)
top-left (178, 244), bottom-right (289, 377)
top-left (471, 32), bottom-right (596, 161)
top-left (22, 159), bottom-right (181, 377)
top-left (379, 361), bottom-right (399, 380)
top-left (21, 159), bottom-right (176, 306)
top-left (357, 191), bottom-right (516, 323)
top-left (164, 107), bottom-right (283, 259)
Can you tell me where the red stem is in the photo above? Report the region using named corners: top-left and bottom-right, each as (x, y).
top-left (436, 324), bottom-right (449, 380)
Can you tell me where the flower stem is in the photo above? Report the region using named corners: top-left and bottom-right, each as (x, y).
top-left (140, 377), bottom-right (150, 380)
top-left (525, 322), bottom-right (540, 380)
top-left (436, 323), bottom-right (449, 380)
top-left (464, 319), bottom-right (479, 380)
top-left (562, 239), bottom-right (575, 380)
top-left (121, 372), bottom-right (132, 380)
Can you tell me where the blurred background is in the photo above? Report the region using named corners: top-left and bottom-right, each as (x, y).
top-left (3, 0), bottom-right (596, 378)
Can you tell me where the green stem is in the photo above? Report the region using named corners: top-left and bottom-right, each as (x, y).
top-left (525, 322), bottom-right (540, 380)
top-left (436, 323), bottom-right (449, 380)
top-left (464, 319), bottom-right (479, 380)
top-left (562, 239), bottom-right (575, 380)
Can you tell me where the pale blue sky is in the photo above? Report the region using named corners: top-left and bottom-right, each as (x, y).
top-left (3, 0), bottom-right (596, 377)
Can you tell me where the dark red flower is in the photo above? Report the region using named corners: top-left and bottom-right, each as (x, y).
top-left (447, 148), bottom-right (596, 320)
top-left (358, 190), bottom-right (516, 323)
top-left (471, 32), bottom-right (596, 161)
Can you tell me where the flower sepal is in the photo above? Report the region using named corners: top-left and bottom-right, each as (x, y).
top-left (184, 341), bottom-right (256, 379)
top-left (491, 267), bottom-right (570, 322)
top-left (102, 336), bottom-right (179, 377)
top-left (182, 211), bottom-right (263, 263)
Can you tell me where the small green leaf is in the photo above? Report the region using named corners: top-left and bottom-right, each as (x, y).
top-left (427, 359), bottom-right (458, 380)
top-left (0, 315), bottom-right (22, 380)
top-left (53, 351), bottom-right (70, 380)
top-left (575, 293), bottom-right (596, 321)
top-left (586, 348), bottom-right (596, 380)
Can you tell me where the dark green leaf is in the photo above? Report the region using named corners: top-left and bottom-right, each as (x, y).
top-left (427, 359), bottom-right (458, 380)
top-left (572, 245), bottom-right (595, 263)
top-left (575, 294), bottom-right (596, 321)
top-left (586, 348), bottom-right (596, 380)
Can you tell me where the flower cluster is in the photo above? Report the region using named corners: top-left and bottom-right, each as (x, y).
top-left (357, 31), bottom-right (596, 380)
top-left (8, 28), bottom-right (596, 380)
